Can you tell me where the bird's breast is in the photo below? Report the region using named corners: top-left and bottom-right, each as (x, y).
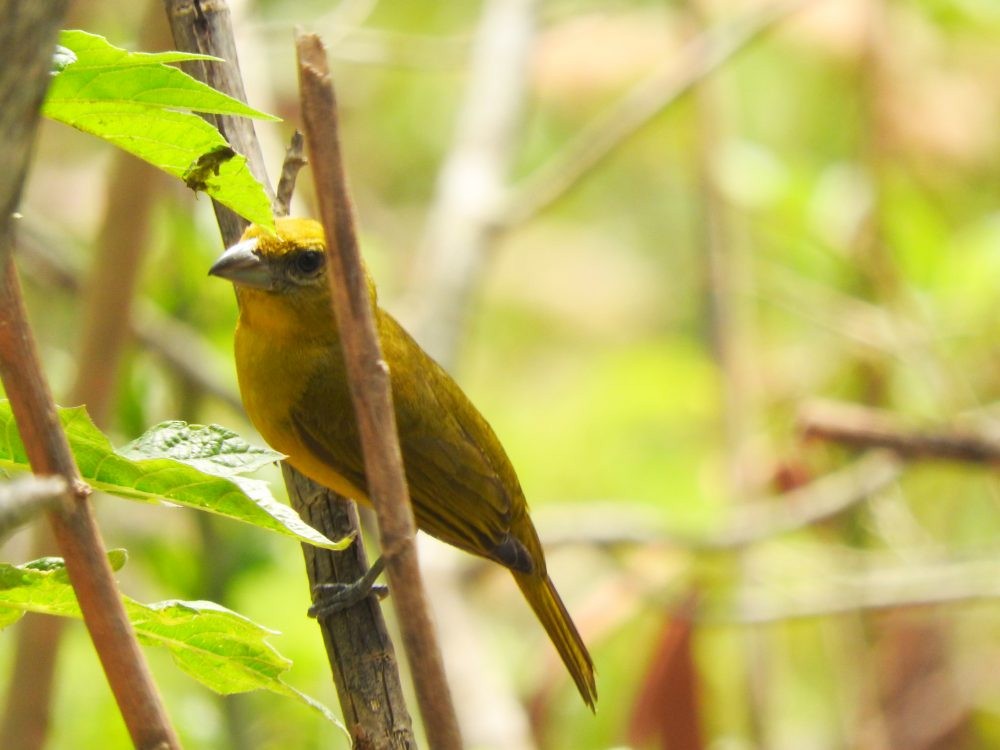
top-left (233, 314), bottom-right (367, 500)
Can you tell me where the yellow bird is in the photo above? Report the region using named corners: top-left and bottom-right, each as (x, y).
top-left (210, 218), bottom-right (596, 709)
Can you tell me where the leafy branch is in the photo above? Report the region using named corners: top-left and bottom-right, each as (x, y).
top-left (44, 30), bottom-right (276, 229)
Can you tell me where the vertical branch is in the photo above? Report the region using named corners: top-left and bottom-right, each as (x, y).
top-left (283, 466), bottom-right (416, 749)
top-left (296, 32), bottom-right (464, 750)
top-left (0, 2), bottom-right (180, 749)
top-left (503, 0), bottom-right (808, 227)
top-left (403, 0), bottom-right (536, 364)
top-left (1, 6), bottom-right (169, 745)
top-left (163, 0), bottom-right (274, 239)
top-left (162, 2), bottom-right (416, 743)
top-left (399, 0), bottom-right (538, 743)
top-left (277, 135), bottom-right (415, 749)
top-left (2, 146), bottom-right (164, 750)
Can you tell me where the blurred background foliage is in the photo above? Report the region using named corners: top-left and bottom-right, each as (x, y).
top-left (2, 0), bottom-right (1000, 748)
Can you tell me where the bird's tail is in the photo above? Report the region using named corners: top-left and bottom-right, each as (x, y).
top-left (513, 570), bottom-right (597, 710)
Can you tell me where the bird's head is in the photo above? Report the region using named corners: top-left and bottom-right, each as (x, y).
top-left (209, 217), bottom-right (377, 303)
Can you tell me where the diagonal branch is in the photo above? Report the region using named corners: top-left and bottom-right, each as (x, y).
top-left (297, 31), bottom-right (463, 750)
top-left (800, 399), bottom-right (1000, 465)
top-left (0, 2), bottom-right (180, 748)
top-left (503, 0), bottom-right (809, 226)
top-left (162, 2), bottom-right (416, 745)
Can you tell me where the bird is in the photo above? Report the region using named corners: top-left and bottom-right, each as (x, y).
top-left (209, 217), bottom-right (597, 709)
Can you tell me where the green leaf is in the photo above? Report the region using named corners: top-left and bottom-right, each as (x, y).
top-left (0, 556), bottom-right (345, 731)
top-left (0, 401), bottom-right (350, 551)
top-left (43, 30), bottom-right (276, 229)
top-left (122, 421), bottom-right (283, 476)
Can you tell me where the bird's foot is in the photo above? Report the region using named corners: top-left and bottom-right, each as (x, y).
top-left (308, 557), bottom-right (387, 617)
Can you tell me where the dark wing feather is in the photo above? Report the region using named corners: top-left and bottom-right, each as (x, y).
top-left (290, 310), bottom-right (535, 572)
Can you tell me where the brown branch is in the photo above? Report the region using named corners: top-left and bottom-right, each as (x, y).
top-left (2, 9), bottom-right (170, 742)
top-left (0, 255), bottom-right (181, 750)
top-left (0, 3), bottom-right (180, 749)
top-left (502, 0), bottom-right (809, 226)
top-left (274, 130), bottom-right (307, 218)
top-left (282, 466), bottom-right (415, 749)
top-left (297, 31), bottom-right (463, 750)
top-left (799, 400), bottom-right (1000, 465)
top-left (163, 0), bottom-right (274, 240)
top-left (163, 2), bottom-right (415, 743)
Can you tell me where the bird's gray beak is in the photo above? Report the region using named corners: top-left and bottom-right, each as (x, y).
top-left (208, 238), bottom-right (273, 290)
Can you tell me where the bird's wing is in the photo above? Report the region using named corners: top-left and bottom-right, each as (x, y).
top-left (288, 355), bottom-right (370, 500)
top-left (380, 313), bottom-right (535, 570)
top-left (289, 313), bottom-right (532, 570)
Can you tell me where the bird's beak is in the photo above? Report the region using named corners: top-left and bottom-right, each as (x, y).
top-left (209, 239), bottom-right (273, 290)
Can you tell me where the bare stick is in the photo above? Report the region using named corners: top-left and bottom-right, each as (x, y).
top-left (0, 259), bottom-right (181, 750)
top-left (163, 0), bottom-right (274, 239)
top-left (503, 0), bottom-right (808, 226)
top-left (163, 2), bottom-right (414, 741)
top-left (274, 130), bottom-right (307, 218)
top-left (2, 8), bottom-right (171, 741)
top-left (0, 3), bottom-right (180, 749)
top-left (274, 106), bottom-right (415, 750)
top-left (800, 400), bottom-right (1000, 465)
top-left (705, 451), bottom-right (902, 549)
top-left (297, 31), bottom-right (464, 750)
top-left (283, 466), bottom-right (416, 749)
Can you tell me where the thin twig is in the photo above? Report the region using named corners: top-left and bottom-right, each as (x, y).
top-left (399, 0), bottom-right (538, 732)
top-left (502, 0), bottom-right (809, 226)
top-left (296, 31), bottom-right (464, 750)
top-left (282, 466), bottom-right (416, 749)
top-left (163, 0), bottom-right (274, 239)
top-left (800, 400), bottom-right (1000, 465)
top-left (0, 3), bottom-right (180, 748)
top-left (273, 79), bottom-right (415, 750)
top-left (3, 8), bottom-right (168, 732)
top-left (163, 3), bottom-right (415, 743)
top-left (274, 131), bottom-right (307, 218)
top-left (0, 254), bottom-right (182, 750)
top-left (0, 476), bottom-right (67, 541)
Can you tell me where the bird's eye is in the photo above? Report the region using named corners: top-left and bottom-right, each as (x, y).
top-left (294, 251), bottom-right (325, 276)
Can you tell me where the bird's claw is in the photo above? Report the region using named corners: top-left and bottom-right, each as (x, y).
top-left (308, 557), bottom-right (387, 618)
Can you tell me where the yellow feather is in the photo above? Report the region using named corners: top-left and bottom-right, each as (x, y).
top-left (214, 217), bottom-right (597, 708)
